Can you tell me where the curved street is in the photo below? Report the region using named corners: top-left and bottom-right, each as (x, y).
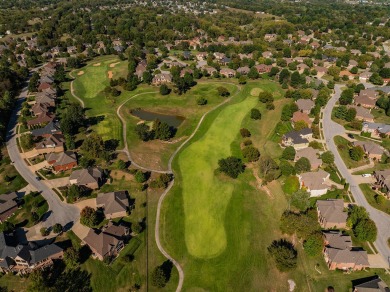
top-left (322, 84), bottom-right (390, 267)
top-left (6, 85), bottom-right (79, 229)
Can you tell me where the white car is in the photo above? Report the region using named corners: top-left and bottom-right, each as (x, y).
top-left (362, 174), bottom-right (372, 178)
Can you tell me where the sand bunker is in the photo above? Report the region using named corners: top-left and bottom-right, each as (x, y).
top-left (77, 71), bottom-right (84, 76)
top-left (93, 63), bottom-right (101, 67)
top-left (250, 88), bottom-right (263, 97)
top-left (109, 62), bottom-right (120, 68)
top-left (108, 71), bottom-right (113, 79)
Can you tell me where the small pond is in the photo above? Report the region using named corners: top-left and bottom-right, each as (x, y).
top-left (130, 109), bottom-right (185, 127)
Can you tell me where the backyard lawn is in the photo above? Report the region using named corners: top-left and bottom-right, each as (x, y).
top-left (334, 135), bottom-right (370, 169)
top-left (0, 148), bottom-right (27, 194)
top-left (360, 183), bottom-right (390, 215)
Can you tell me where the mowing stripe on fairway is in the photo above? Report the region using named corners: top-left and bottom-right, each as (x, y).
top-left (178, 94), bottom-right (257, 259)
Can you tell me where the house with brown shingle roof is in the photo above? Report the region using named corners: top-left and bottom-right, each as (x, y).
top-left (220, 68), bottom-right (235, 78)
top-left (292, 111), bottom-right (312, 127)
top-left (348, 105), bottom-right (374, 122)
top-left (296, 99), bottom-right (315, 114)
top-left (69, 167), bottom-right (103, 190)
top-left (27, 112), bottom-right (55, 128)
top-left (353, 141), bottom-right (385, 160)
top-left (298, 169), bottom-right (330, 197)
top-left (45, 151), bottom-right (77, 172)
top-left (82, 222), bottom-right (129, 261)
top-left (295, 147), bottom-right (322, 170)
top-left (323, 231), bottom-right (369, 271)
top-left (0, 192), bottom-right (18, 223)
top-left (35, 134), bottom-right (64, 154)
top-left (96, 191), bottom-right (130, 219)
top-left (355, 95), bottom-right (377, 109)
top-left (316, 199), bottom-right (347, 229)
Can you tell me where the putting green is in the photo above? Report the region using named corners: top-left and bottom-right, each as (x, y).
top-left (178, 94), bottom-right (257, 258)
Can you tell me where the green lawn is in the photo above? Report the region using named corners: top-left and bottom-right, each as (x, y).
top-left (334, 135), bottom-right (370, 169)
top-left (360, 183), bottom-right (390, 215)
top-left (371, 108), bottom-right (390, 124)
top-left (0, 148), bottom-right (27, 194)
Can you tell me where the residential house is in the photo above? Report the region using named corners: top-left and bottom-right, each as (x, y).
top-left (323, 231), bottom-right (369, 271)
top-left (27, 112), bottom-right (55, 128)
top-left (340, 70), bottom-right (355, 80)
top-left (152, 73), bottom-right (172, 85)
top-left (292, 111), bottom-right (312, 127)
top-left (37, 83), bottom-right (52, 92)
top-left (135, 60), bottom-right (147, 79)
top-left (348, 105), bottom-right (374, 122)
top-left (0, 192), bottom-right (18, 223)
top-left (31, 102), bottom-right (52, 117)
top-left (35, 93), bottom-right (56, 107)
top-left (262, 51), bottom-right (273, 58)
top-left (281, 128), bottom-right (313, 150)
top-left (360, 89), bottom-right (379, 99)
top-left (355, 95), bottom-right (377, 109)
top-left (219, 56), bottom-right (231, 65)
top-left (213, 52), bottom-right (225, 60)
top-left (353, 276), bottom-right (389, 292)
top-left (362, 122), bottom-right (390, 138)
top-left (295, 147), bottom-right (322, 170)
top-left (254, 64), bottom-right (272, 74)
top-left (180, 68), bottom-right (193, 78)
top-left (264, 34), bottom-right (277, 42)
top-left (353, 141), bottom-right (385, 160)
top-left (45, 151), bottom-right (77, 172)
top-left (82, 222), bottom-right (129, 261)
top-left (96, 191), bottom-right (130, 219)
top-left (236, 66), bottom-right (250, 75)
top-left (350, 49), bottom-right (362, 56)
top-left (359, 71), bottom-right (372, 83)
top-left (374, 169), bottom-right (390, 194)
top-left (183, 51), bottom-right (191, 60)
top-left (31, 121), bottom-right (62, 138)
top-left (69, 167), bottom-right (103, 190)
top-left (35, 134), bottom-right (65, 154)
top-left (0, 232), bottom-right (63, 274)
top-left (314, 66), bottom-right (327, 78)
top-left (196, 52), bottom-right (208, 61)
top-left (296, 99), bottom-right (315, 114)
top-left (298, 169), bottom-right (331, 197)
top-left (316, 199), bottom-right (347, 229)
top-left (297, 63), bottom-right (309, 74)
top-left (220, 68), bottom-right (236, 78)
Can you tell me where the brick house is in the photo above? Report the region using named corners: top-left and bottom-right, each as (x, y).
top-left (45, 151), bottom-right (77, 172)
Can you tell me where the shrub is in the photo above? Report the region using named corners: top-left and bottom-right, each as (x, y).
top-left (295, 157), bottom-right (311, 173)
top-left (40, 227), bottom-right (50, 237)
top-left (134, 170), bottom-right (148, 183)
top-left (282, 146), bottom-right (296, 161)
top-left (160, 84), bottom-right (170, 95)
top-left (218, 156), bottom-right (245, 178)
top-left (290, 189), bottom-right (311, 211)
top-left (240, 128), bottom-right (251, 138)
top-left (303, 232), bottom-right (323, 257)
top-left (282, 176), bottom-right (300, 194)
top-left (196, 97), bottom-right (207, 105)
top-left (250, 108), bottom-right (261, 120)
top-left (52, 223), bottom-right (63, 234)
top-left (242, 146), bottom-right (260, 162)
top-left (243, 139), bottom-right (252, 146)
top-left (268, 239), bottom-right (297, 272)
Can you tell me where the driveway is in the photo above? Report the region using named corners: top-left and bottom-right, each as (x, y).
top-left (322, 84), bottom-right (390, 268)
top-left (6, 85), bottom-right (79, 229)
top-left (41, 177), bottom-right (70, 188)
top-left (28, 161), bottom-right (49, 172)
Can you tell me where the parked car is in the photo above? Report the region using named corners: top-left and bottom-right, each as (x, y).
top-left (362, 174), bottom-right (372, 177)
top-left (348, 133), bottom-right (354, 139)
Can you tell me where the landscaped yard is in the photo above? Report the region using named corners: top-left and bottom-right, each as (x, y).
top-left (0, 148), bottom-right (27, 194)
top-left (334, 135), bottom-right (370, 169)
top-left (360, 183), bottom-right (390, 215)
top-left (371, 108), bottom-right (390, 124)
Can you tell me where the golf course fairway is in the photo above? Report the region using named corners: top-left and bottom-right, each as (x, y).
top-left (178, 94), bottom-right (258, 259)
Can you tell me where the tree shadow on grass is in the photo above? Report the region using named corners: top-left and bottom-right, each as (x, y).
top-left (161, 260), bottom-right (174, 282)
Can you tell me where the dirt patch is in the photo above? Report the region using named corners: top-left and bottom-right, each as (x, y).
top-left (77, 71), bottom-right (84, 76)
top-left (130, 141), bottom-right (172, 171)
top-left (93, 63), bottom-right (101, 67)
top-left (250, 88), bottom-right (263, 97)
top-left (108, 70), bottom-right (113, 79)
top-left (109, 62), bottom-right (120, 68)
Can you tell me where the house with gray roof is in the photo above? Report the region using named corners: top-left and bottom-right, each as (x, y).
top-left (362, 122), bottom-right (390, 138)
top-left (323, 231), bottom-right (369, 271)
top-left (316, 199), bottom-right (347, 229)
top-left (0, 232), bottom-right (63, 274)
top-left (96, 191), bottom-right (130, 219)
top-left (353, 276), bottom-right (389, 292)
top-left (348, 105), bottom-right (374, 122)
top-left (0, 192), bottom-right (18, 223)
top-left (31, 121), bottom-right (61, 138)
top-left (282, 128), bottom-right (313, 150)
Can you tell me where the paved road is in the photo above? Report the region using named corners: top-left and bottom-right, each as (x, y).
top-left (6, 85), bottom-right (79, 229)
top-left (322, 84), bottom-right (390, 267)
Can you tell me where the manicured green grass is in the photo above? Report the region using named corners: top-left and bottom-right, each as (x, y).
top-left (177, 86), bottom-right (257, 258)
top-left (352, 163), bottom-right (390, 175)
top-left (334, 135), bottom-right (370, 169)
top-left (371, 108), bottom-right (390, 124)
top-left (0, 273), bottom-right (30, 291)
top-left (360, 183), bottom-right (390, 215)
